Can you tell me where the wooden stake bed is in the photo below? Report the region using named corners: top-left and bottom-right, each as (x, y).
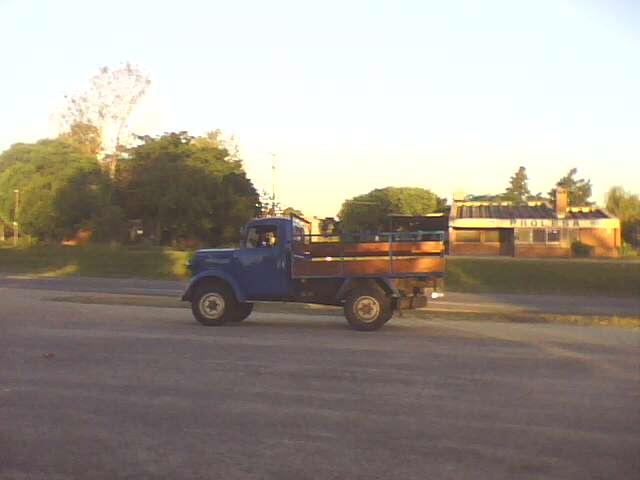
top-left (292, 239), bottom-right (446, 278)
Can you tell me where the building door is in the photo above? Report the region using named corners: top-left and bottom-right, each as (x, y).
top-left (499, 229), bottom-right (515, 256)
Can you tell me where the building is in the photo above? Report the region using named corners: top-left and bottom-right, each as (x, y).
top-left (310, 217), bottom-right (339, 236)
top-left (449, 188), bottom-right (621, 257)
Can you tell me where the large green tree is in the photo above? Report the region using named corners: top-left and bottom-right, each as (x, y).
top-left (549, 168), bottom-right (593, 206)
top-left (606, 186), bottom-right (640, 247)
top-left (338, 187), bottom-right (444, 233)
top-left (0, 139), bottom-right (114, 241)
top-left (118, 132), bottom-right (259, 245)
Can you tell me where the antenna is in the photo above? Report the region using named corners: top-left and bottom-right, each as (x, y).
top-left (270, 153), bottom-right (276, 205)
top-left (269, 152), bottom-right (278, 216)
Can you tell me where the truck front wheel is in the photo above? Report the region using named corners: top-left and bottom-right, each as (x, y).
top-left (191, 283), bottom-right (237, 326)
top-left (344, 288), bottom-right (393, 331)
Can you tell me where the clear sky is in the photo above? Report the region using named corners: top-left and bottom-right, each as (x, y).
top-left (1, 0), bottom-right (639, 217)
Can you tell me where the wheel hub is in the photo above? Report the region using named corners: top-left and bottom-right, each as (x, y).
top-left (354, 296), bottom-right (380, 323)
top-left (199, 293), bottom-right (225, 319)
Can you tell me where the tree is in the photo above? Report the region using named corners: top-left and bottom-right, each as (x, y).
top-left (464, 194), bottom-right (503, 202)
top-left (503, 166), bottom-right (531, 203)
top-left (605, 186), bottom-right (640, 247)
top-left (192, 130), bottom-right (241, 162)
top-left (338, 187), bottom-right (444, 233)
top-left (549, 168), bottom-right (593, 206)
top-left (282, 207), bottom-right (304, 218)
top-left (118, 132), bottom-right (259, 245)
top-left (0, 139), bottom-right (114, 241)
top-left (58, 63), bottom-right (151, 174)
top-left (258, 189), bottom-right (281, 217)
top-left (58, 122), bottom-right (102, 156)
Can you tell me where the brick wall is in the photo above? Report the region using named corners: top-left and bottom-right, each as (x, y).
top-left (450, 226), bottom-right (620, 257)
top-left (515, 244), bottom-right (570, 258)
top-left (579, 228), bottom-right (619, 257)
top-left (450, 242), bottom-right (501, 256)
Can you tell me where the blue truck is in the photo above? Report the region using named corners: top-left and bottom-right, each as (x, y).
top-left (182, 216), bottom-right (445, 331)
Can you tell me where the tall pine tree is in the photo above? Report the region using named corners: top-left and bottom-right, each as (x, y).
top-left (504, 166), bottom-right (531, 203)
top-left (549, 168), bottom-right (592, 206)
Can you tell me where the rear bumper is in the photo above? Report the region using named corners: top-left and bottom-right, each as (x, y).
top-left (396, 285), bottom-right (444, 310)
top-left (398, 295), bottom-right (428, 309)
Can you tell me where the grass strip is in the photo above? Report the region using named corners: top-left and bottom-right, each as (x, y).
top-left (3, 244), bottom-right (639, 297)
top-left (0, 244), bottom-right (191, 279)
top-left (446, 256), bottom-right (640, 297)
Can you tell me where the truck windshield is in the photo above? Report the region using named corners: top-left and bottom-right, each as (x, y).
top-left (245, 226), bottom-right (278, 248)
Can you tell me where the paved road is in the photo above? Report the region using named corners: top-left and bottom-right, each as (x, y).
top-left (0, 274), bottom-right (185, 297)
top-left (1, 274), bottom-right (639, 317)
top-left (1, 287), bottom-right (638, 479)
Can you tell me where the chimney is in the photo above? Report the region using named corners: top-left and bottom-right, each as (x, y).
top-left (555, 187), bottom-right (568, 218)
top-left (452, 191), bottom-right (466, 202)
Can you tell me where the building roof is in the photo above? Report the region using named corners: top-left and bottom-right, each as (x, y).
top-left (454, 203), bottom-right (613, 220)
top-left (455, 204), bottom-right (555, 219)
top-left (564, 209), bottom-right (610, 220)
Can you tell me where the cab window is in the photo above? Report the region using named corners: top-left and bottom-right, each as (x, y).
top-left (245, 226), bottom-right (278, 249)
top-left (292, 226), bottom-right (307, 254)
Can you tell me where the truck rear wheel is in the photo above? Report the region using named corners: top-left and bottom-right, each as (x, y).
top-left (191, 283), bottom-right (237, 326)
top-left (344, 288), bottom-right (392, 331)
top-left (231, 303), bottom-right (253, 322)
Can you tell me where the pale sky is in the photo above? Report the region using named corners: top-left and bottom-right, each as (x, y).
top-left (1, 0), bottom-right (639, 217)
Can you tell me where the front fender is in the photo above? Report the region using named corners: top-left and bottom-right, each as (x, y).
top-left (182, 270), bottom-right (246, 303)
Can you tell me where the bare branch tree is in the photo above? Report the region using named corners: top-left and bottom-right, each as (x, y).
top-left (58, 63), bottom-right (151, 175)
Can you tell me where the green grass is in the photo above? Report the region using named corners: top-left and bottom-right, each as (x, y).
top-left (0, 244), bottom-right (191, 279)
top-left (446, 256), bottom-right (640, 297)
top-left (1, 244), bottom-right (640, 297)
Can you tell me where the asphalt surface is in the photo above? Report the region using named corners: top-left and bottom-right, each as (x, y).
top-left (1, 287), bottom-right (639, 479)
top-left (1, 274), bottom-right (639, 317)
top-left (0, 275), bottom-right (184, 298)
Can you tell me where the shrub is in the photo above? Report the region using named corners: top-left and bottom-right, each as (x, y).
top-left (619, 243), bottom-right (639, 258)
top-left (571, 241), bottom-right (593, 258)
top-left (83, 205), bottom-right (128, 243)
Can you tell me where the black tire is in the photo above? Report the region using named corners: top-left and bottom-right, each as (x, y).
top-left (343, 288), bottom-right (393, 331)
top-left (191, 282), bottom-right (237, 326)
top-left (231, 303), bottom-right (254, 322)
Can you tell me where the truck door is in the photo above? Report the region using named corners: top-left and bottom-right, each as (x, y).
top-left (238, 224), bottom-right (291, 299)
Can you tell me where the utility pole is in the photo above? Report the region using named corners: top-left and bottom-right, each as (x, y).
top-left (13, 189), bottom-right (20, 246)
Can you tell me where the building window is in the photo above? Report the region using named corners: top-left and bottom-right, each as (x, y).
top-left (483, 230), bottom-right (500, 243)
top-left (532, 229), bottom-right (546, 243)
top-left (547, 229), bottom-right (561, 243)
top-left (456, 230), bottom-right (481, 242)
top-left (560, 229), bottom-right (579, 245)
top-left (515, 228), bottom-right (532, 243)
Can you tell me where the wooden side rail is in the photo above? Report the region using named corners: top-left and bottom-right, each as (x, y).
top-left (292, 255), bottom-right (446, 278)
top-left (307, 241), bottom-right (444, 257)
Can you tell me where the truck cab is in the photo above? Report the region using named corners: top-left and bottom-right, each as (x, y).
top-left (236, 217), bottom-right (297, 299)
